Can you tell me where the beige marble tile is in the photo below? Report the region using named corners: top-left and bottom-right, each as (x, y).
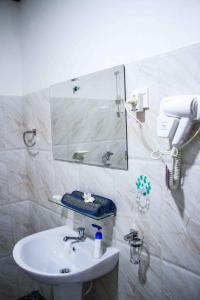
top-left (79, 163), bottom-right (115, 200)
top-left (158, 43), bottom-right (200, 98)
top-left (29, 201), bottom-right (42, 233)
top-left (6, 150), bottom-right (29, 202)
top-left (36, 205), bottom-right (65, 232)
top-left (116, 240), bottom-right (162, 300)
top-left (161, 164), bottom-right (200, 275)
top-left (125, 57), bottom-right (160, 161)
top-left (24, 89), bottom-right (52, 151)
top-left (9, 201), bottom-right (33, 244)
top-left (113, 159), bottom-right (163, 257)
top-left (26, 150), bottom-right (62, 213)
top-left (4, 96), bottom-right (25, 150)
top-left (0, 97), bottom-right (6, 150)
top-left (53, 160), bottom-right (80, 195)
top-left (162, 261), bottom-right (200, 300)
top-left (0, 205), bottom-right (14, 258)
top-left (0, 201), bottom-right (33, 259)
top-left (0, 152), bottom-right (8, 205)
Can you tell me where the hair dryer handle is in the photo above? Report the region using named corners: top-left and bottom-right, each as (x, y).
top-left (172, 118), bottom-right (193, 146)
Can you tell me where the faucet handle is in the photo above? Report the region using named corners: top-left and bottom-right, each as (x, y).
top-left (77, 227), bottom-right (85, 238)
top-left (124, 229), bottom-right (138, 242)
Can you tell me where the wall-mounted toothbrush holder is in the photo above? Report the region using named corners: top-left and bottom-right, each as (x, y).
top-left (124, 229), bottom-right (144, 264)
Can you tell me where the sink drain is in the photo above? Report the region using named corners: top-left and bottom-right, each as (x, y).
top-left (59, 268), bottom-right (70, 274)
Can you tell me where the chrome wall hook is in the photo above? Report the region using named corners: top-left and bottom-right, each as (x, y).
top-left (23, 129), bottom-right (37, 147)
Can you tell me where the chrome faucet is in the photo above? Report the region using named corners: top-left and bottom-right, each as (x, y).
top-left (102, 151), bottom-right (114, 165)
top-left (63, 227), bottom-right (86, 242)
top-left (124, 229), bottom-right (138, 242)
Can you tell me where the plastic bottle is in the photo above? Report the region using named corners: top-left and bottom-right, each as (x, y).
top-left (92, 224), bottom-right (103, 259)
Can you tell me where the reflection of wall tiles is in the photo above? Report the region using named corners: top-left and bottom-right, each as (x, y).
top-left (89, 100), bottom-right (126, 142)
top-left (51, 98), bottom-right (90, 145)
top-left (50, 65), bottom-right (125, 101)
top-left (51, 98), bottom-right (125, 145)
top-left (53, 139), bottom-right (127, 169)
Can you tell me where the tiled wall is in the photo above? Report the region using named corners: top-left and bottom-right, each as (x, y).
top-left (0, 95), bottom-right (39, 299)
top-left (1, 43), bottom-right (200, 299)
top-left (0, 95), bottom-right (54, 299)
top-left (24, 43), bottom-right (200, 300)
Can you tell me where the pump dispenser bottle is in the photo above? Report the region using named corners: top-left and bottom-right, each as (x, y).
top-left (92, 224), bottom-right (103, 259)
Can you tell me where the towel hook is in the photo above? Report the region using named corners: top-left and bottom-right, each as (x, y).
top-left (23, 129), bottom-right (37, 147)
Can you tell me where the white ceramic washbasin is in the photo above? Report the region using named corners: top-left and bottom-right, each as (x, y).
top-left (13, 225), bottom-right (119, 299)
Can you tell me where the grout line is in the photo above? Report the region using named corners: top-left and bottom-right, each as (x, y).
top-left (0, 199), bottom-right (30, 208)
top-left (29, 200), bottom-right (66, 216)
top-left (161, 258), bottom-right (200, 278)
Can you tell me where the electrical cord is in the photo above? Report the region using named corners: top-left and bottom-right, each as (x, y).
top-left (124, 100), bottom-right (200, 190)
top-left (124, 102), bottom-right (143, 127)
top-left (151, 126), bottom-right (200, 160)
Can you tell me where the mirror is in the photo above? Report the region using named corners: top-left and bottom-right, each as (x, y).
top-left (50, 65), bottom-right (128, 170)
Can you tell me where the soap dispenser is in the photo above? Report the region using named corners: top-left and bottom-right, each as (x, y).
top-left (92, 224), bottom-right (103, 259)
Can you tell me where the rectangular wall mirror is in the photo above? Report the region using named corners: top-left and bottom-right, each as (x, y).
top-left (50, 65), bottom-right (128, 170)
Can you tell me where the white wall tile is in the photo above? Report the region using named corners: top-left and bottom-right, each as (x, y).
top-left (162, 261), bottom-right (200, 300)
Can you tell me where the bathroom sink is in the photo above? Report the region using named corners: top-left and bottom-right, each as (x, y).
top-left (13, 225), bottom-right (119, 300)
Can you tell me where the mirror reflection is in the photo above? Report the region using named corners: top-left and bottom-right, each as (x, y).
top-left (50, 65), bottom-right (128, 170)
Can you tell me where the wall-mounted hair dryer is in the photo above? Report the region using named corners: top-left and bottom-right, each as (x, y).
top-left (156, 95), bottom-right (200, 190)
top-left (157, 95), bottom-right (200, 146)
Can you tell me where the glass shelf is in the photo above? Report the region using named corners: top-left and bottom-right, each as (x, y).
top-left (48, 197), bottom-right (116, 221)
